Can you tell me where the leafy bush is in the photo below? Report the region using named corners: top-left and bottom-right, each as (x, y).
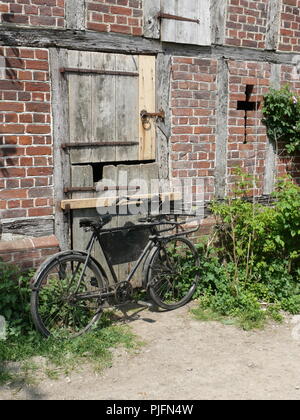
top-left (192, 176), bottom-right (300, 329)
top-left (0, 259), bottom-right (139, 385)
top-left (0, 260), bottom-right (34, 337)
top-left (262, 84), bottom-right (300, 153)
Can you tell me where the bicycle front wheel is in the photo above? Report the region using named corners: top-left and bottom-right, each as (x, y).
top-left (31, 252), bottom-right (108, 338)
top-left (148, 237), bottom-right (199, 310)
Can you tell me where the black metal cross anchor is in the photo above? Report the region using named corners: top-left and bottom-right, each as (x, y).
top-left (237, 85), bottom-right (261, 144)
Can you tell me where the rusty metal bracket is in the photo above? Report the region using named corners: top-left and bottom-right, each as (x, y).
top-left (140, 109), bottom-right (165, 120)
top-left (61, 141), bottom-right (139, 149)
top-left (140, 109), bottom-right (165, 130)
top-left (157, 12), bottom-right (200, 24)
top-left (60, 68), bottom-right (139, 77)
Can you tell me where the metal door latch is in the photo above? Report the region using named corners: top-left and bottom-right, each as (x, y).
top-left (140, 109), bottom-right (165, 130)
top-left (140, 109), bottom-right (165, 121)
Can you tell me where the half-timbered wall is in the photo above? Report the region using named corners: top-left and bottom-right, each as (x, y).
top-left (1, 0), bottom-right (300, 269)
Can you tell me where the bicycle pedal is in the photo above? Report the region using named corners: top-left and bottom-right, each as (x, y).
top-left (90, 277), bottom-right (98, 287)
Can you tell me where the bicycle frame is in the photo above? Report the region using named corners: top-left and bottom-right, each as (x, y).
top-left (82, 219), bottom-right (198, 289)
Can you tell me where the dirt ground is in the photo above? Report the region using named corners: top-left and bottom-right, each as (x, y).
top-left (1, 302), bottom-right (300, 400)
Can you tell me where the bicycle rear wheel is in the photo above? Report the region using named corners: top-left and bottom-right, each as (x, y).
top-left (31, 252), bottom-right (108, 338)
top-left (148, 237), bottom-right (199, 310)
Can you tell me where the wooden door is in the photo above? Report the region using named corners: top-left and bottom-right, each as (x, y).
top-left (54, 51), bottom-right (161, 286)
top-left (64, 51), bottom-right (156, 163)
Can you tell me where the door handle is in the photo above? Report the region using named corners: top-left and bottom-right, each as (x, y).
top-left (140, 109), bottom-right (165, 121)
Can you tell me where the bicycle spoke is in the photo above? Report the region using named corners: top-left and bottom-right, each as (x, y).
top-left (149, 237), bottom-right (199, 309)
top-left (32, 254), bottom-right (106, 338)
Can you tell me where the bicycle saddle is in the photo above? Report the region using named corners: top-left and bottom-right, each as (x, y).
top-left (79, 214), bottom-right (113, 229)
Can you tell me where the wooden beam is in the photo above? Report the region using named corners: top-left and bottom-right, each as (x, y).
top-left (49, 48), bottom-right (71, 251)
top-left (0, 27), bottom-right (162, 55)
top-left (0, 27), bottom-right (299, 65)
top-left (210, 0), bottom-right (227, 45)
top-left (60, 192), bottom-right (182, 211)
top-left (265, 0), bottom-right (282, 51)
top-left (215, 57), bottom-right (229, 199)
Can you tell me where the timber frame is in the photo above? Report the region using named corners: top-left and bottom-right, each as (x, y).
top-left (1, 6), bottom-right (299, 249)
top-left (0, 27), bottom-right (298, 65)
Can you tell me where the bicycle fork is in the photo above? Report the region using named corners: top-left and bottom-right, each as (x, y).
top-left (73, 233), bottom-right (97, 294)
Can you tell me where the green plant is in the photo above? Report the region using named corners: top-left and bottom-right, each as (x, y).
top-left (0, 259), bottom-right (141, 386)
top-left (0, 323), bottom-right (139, 386)
top-left (0, 260), bottom-right (34, 337)
top-left (191, 175), bottom-right (300, 330)
top-left (262, 84), bottom-right (300, 153)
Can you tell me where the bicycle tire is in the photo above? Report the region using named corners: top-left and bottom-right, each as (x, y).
top-left (31, 251), bottom-right (109, 338)
top-left (148, 236), bottom-right (199, 310)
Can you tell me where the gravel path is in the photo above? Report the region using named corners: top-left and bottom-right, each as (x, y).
top-left (1, 303), bottom-right (300, 400)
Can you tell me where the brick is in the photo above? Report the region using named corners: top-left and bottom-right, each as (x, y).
top-left (26, 125), bottom-right (51, 134)
top-left (25, 146), bottom-right (52, 156)
top-left (28, 207), bottom-right (53, 216)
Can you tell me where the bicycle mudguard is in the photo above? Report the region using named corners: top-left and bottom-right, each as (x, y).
top-left (141, 245), bottom-right (159, 290)
top-left (30, 250), bottom-right (108, 290)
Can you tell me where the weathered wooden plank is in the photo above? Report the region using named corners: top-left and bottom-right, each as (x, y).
top-left (139, 55), bottom-right (156, 161)
top-left (264, 63), bottom-right (280, 194)
top-left (210, 0), bottom-right (227, 45)
top-left (1, 217), bottom-right (54, 240)
top-left (61, 192), bottom-right (181, 210)
top-left (215, 57), bottom-right (229, 199)
top-left (266, 0), bottom-right (282, 51)
top-left (160, 0), bottom-right (176, 43)
top-left (115, 54), bottom-right (140, 162)
top-left (0, 28), bottom-right (162, 55)
top-left (101, 165), bottom-right (121, 282)
top-left (91, 52), bottom-right (117, 163)
top-left (156, 53), bottom-right (171, 180)
top-left (71, 166), bottom-right (98, 255)
top-left (49, 48), bottom-right (71, 250)
top-left (65, 0), bottom-right (86, 30)
top-left (71, 165), bottom-right (94, 199)
top-left (1, 28), bottom-right (299, 66)
top-left (143, 0), bottom-right (161, 39)
top-left (68, 50), bottom-right (93, 163)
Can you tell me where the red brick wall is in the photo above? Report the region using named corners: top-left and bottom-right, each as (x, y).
top-left (0, 235), bottom-right (60, 270)
top-left (0, 0), bottom-right (65, 28)
top-left (279, 0), bottom-right (300, 52)
top-left (228, 60), bottom-right (271, 195)
top-left (0, 47), bottom-right (54, 221)
top-left (170, 57), bottom-right (217, 203)
top-left (86, 0), bottom-right (143, 35)
top-left (225, 0), bottom-right (268, 49)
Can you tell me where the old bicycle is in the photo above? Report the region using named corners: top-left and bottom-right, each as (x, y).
top-left (30, 208), bottom-right (200, 338)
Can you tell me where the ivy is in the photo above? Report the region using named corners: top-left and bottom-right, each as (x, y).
top-left (262, 84), bottom-right (300, 153)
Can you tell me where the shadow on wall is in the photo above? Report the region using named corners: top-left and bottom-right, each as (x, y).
top-left (0, 48), bottom-right (22, 177)
top-left (278, 151), bottom-right (300, 186)
top-left (2, 14), bottom-right (15, 23)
